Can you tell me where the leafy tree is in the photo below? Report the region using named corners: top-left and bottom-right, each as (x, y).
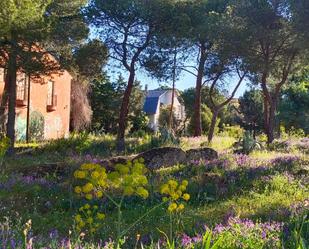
top-left (181, 86), bottom-right (227, 135)
top-left (239, 89), bottom-right (264, 135)
top-left (0, 0), bottom-right (56, 152)
top-left (90, 74), bottom-right (145, 134)
top-left (279, 68), bottom-right (309, 134)
top-left (233, 0), bottom-right (309, 143)
top-left (180, 0), bottom-right (230, 137)
top-left (158, 105), bottom-right (178, 131)
top-left (188, 104), bottom-right (220, 135)
top-left (87, 0), bottom-right (167, 151)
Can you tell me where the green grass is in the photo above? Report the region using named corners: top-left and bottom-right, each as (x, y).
top-left (0, 135), bottom-right (308, 248)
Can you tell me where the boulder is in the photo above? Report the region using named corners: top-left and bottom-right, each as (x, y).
top-left (134, 147), bottom-right (187, 170)
top-left (185, 147), bottom-right (218, 163)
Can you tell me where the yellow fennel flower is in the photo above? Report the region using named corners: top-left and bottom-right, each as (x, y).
top-left (96, 190), bottom-right (103, 198)
top-left (91, 171), bottom-right (100, 179)
top-left (86, 217), bottom-right (93, 224)
top-left (183, 193), bottom-right (190, 201)
top-left (97, 212), bottom-right (105, 220)
top-left (74, 186), bottom-right (82, 194)
top-left (182, 180), bottom-right (188, 187)
top-left (177, 203), bottom-right (185, 211)
top-left (75, 214), bottom-right (82, 222)
top-left (82, 183), bottom-right (94, 193)
top-left (136, 187), bottom-right (149, 199)
top-left (85, 194), bottom-right (93, 200)
top-left (74, 170), bottom-right (86, 179)
top-left (168, 202), bottom-right (178, 212)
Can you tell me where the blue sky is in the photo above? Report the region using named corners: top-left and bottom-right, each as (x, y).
top-left (106, 61), bottom-right (250, 98)
top-left (135, 71), bottom-right (249, 98)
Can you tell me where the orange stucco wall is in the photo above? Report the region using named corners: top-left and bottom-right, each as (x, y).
top-left (0, 69), bottom-right (72, 140)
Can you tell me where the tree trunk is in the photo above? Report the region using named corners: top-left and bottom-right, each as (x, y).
top-left (208, 109), bottom-right (219, 143)
top-left (193, 44), bottom-right (207, 137)
top-left (0, 72), bottom-right (9, 133)
top-left (169, 48), bottom-right (177, 131)
top-left (263, 95), bottom-right (269, 137)
top-left (267, 97), bottom-right (278, 144)
top-left (169, 80), bottom-right (175, 131)
top-left (6, 48), bottom-right (17, 154)
top-left (116, 70), bottom-right (135, 152)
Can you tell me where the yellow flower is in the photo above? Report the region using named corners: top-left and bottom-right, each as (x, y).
top-left (82, 183), bottom-right (94, 193)
top-left (183, 193), bottom-right (190, 201)
top-left (171, 193), bottom-right (180, 200)
top-left (98, 179), bottom-right (107, 188)
top-left (74, 186), bottom-right (82, 194)
top-left (85, 194), bottom-right (93, 200)
top-left (179, 185), bottom-right (186, 191)
top-left (74, 170), bottom-right (86, 179)
top-left (123, 186), bottom-right (134, 196)
top-left (136, 187), bottom-right (149, 199)
top-left (81, 163), bottom-right (96, 170)
top-left (86, 217), bottom-right (93, 224)
top-left (93, 205), bottom-right (98, 210)
top-left (160, 184), bottom-right (169, 195)
top-left (96, 190), bottom-right (103, 198)
top-left (84, 204), bottom-right (90, 209)
top-left (162, 197), bottom-right (169, 202)
top-left (168, 202), bottom-right (178, 212)
top-left (115, 164), bottom-right (130, 175)
top-left (168, 179), bottom-right (178, 189)
top-left (182, 180), bottom-right (188, 187)
top-left (97, 212), bottom-right (105, 220)
top-left (91, 171), bottom-right (100, 179)
top-left (177, 203), bottom-right (185, 211)
top-left (75, 214), bottom-right (82, 222)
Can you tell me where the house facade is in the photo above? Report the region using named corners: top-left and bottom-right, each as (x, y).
top-left (0, 68), bottom-right (72, 140)
top-left (143, 89), bottom-right (186, 131)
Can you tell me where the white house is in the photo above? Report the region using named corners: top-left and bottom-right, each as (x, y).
top-left (143, 89), bottom-right (186, 131)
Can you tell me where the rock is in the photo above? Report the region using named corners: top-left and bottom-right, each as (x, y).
top-left (134, 147), bottom-right (187, 170)
top-left (185, 147), bottom-right (218, 163)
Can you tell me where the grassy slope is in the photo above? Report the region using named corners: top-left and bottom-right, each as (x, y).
top-left (0, 135), bottom-right (308, 245)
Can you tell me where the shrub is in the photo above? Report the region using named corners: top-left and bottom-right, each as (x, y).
top-left (0, 136), bottom-right (9, 166)
top-left (233, 131), bottom-right (262, 154)
top-left (219, 124), bottom-right (244, 139)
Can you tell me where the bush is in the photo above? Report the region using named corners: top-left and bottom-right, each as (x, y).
top-left (0, 135), bottom-right (9, 166)
top-left (219, 124), bottom-right (244, 139)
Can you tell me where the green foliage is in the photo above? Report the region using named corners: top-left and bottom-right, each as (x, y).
top-left (239, 89), bottom-right (264, 133)
top-left (219, 124), bottom-right (243, 139)
top-left (150, 128), bottom-right (180, 148)
top-left (129, 111), bottom-right (149, 134)
top-left (188, 104), bottom-right (220, 136)
top-left (90, 75), bottom-right (145, 134)
top-left (182, 87), bottom-right (228, 134)
top-left (158, 106), bottom-right (178, 131)
top-left (279, 69), bottom-right (309, 135)
top-left (0, 135), bottom-right (9, 166)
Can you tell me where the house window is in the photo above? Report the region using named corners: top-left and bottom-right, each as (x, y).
top-left (16, 73), bottom-right (28, 106)
top-left (47, 80), bottom-right (57, 111)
